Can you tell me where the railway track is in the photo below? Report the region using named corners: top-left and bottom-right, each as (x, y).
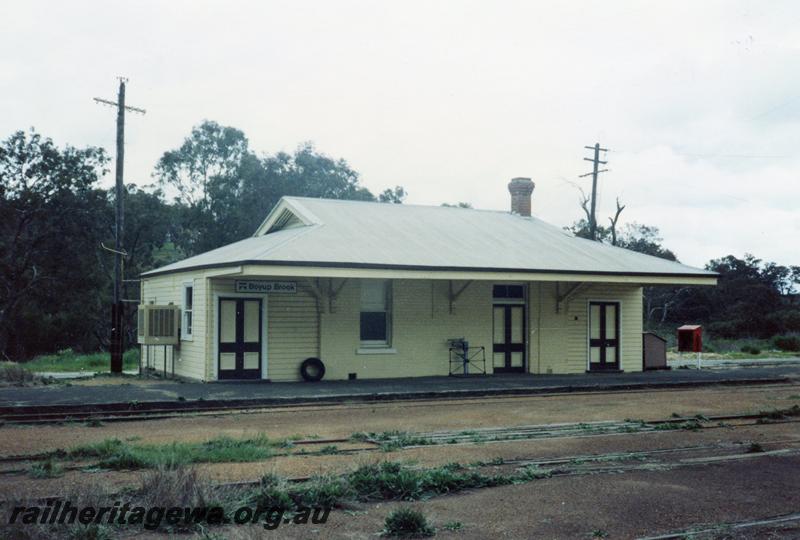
top-left (0, 378), bottom-right (795, 425)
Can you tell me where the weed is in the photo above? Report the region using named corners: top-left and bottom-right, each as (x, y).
top-left (68, 434), bottom-right (279, 470)
top-left (85, 419), bottom-right (104, 428)
top-left (139, 465), bottom-right (211, 508)
top-left (64, 524), bottom-right (115, 539)
top-left (516, 464), bottom-right (552, 481)
top-left (347, 461), bottom-right (514, 502)
top-left (653, 419), bottom-right (702, 431)
top-left (253, 473), bottom-right (295, 511)
top-left (442, 521), bottom-right (463, 531)
top-left (29, 459), bottom-right (64, 479)
top-left (740, 345), bottom-right (761, 355)
top-left (372, 431), bottom-right (435, 451)
top-left (758, 405), bottom-right (800, 421)
top-left (319, 445), bottom-right (339, 455)
top-left (591, 529), bottom-right (609, 538)
top-left (296, 474), bottom-right (354, 507)
top-left (746, 442), bottom-right (764, 453)
top-left (382, 508), bottom-right (435, 538)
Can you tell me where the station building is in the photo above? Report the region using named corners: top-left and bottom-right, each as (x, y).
top-left (139, 178), bottom-right (716, 382)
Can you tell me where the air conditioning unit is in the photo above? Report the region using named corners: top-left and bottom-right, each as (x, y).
top-left (137, 305), bottom-right (180, 345)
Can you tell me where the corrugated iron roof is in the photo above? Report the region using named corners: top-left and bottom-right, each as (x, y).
top-left (143, 196), bottom-right (717, 279)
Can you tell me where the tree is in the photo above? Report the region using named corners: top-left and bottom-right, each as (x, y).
top-left (0, 130), bottom-right (110, 359)
top-left (661, 254), bottom-right (800, 337)
top-left (379, 186), bottom-right (407, 204)
top-left (567, 192), bottom-right (626, 245)
top-left (154, 120), bottom-right (249, 208)
top-left (271, 142), bottom-right (375, 201)
top-left (441, 202), bottom-right (473, 208)
top-left (616, 223), bottom-right (677, 261)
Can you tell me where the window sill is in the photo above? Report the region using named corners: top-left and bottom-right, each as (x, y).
top-left (356, 347), bottom-right (397, 355)
top-left (181, 336), bottom-right (193, 342)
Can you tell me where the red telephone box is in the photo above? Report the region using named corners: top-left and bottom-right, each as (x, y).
top-left (677, 325), bottom-right (702, 353)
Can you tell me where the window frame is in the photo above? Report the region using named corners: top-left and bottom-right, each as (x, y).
top-left (359, 279), bottom-right (392, 348)
top-left (181, 281), bottom-right (194, 341)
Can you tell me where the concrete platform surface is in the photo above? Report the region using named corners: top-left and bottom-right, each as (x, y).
top-left (1, 364), bottom-right (798, 409)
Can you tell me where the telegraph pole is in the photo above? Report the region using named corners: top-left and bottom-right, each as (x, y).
top-left (579, 143), bottom-right (609, 240)
top-left (94, 78), bottom-right (146, 373)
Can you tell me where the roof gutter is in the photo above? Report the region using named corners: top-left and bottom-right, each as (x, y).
top-left (141, 259), bottom-right (718, 285)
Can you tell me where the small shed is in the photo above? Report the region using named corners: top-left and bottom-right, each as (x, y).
top-left (642, 332), bottom-right (668, 370)
top-left (677, 325), bottom-right (703, 353)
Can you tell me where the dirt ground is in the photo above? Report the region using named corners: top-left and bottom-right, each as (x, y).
top-left (2, 383), bottom-right (797, 455)
top-left (1, 382), bottom-right (799, 539)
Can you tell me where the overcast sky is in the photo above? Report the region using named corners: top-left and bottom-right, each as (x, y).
top-left (1, 0), bottom-right (798, 268)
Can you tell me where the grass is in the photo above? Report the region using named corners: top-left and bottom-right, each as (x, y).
top-left (68, 434), bottom-right (282, 470)
top-left (245, 460), bottom-right (531, 514)
top-left (354, 431), bottom-right (437, 452)
top-left (23, 348), bottom-right (139, 373)
top-left (652, 419), bottom-right (703, 431)
top-left (644, 326), bottom-right (800, 359)
top-left (746, 442), bottom-right (764, 453)
top-left (29, 459), bottom-right (64, 479)
top-left (382, 508), bottom-right (435, 538)
top-left (442, 521), bottom-right (463, 531)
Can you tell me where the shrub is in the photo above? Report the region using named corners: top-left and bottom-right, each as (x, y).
top-left (253, 473), bottom-right (295, 511)
top-left (29, 459), bottom-right (64, 479)
top-left (382, 508), bottom-right (435, 538)
top-left (774, 335), bottom-right (800, 352)
top-left (139, 465), bottom-right (211, 508)
top-left (0, 362), bottom-right (37, 385)
top-left (740, 345), bottom-right (761, 355)
top-left (296, 474), bottom-right (354, 507)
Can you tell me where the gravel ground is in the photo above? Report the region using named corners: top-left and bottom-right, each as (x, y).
top-left (1, 383), bottom-right (799, 539)
top-left (1, 383), bottom-right (798, 456)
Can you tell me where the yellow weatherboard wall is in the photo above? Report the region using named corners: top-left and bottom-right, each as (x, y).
top-left (318, 279), bottom-right (493, 381)
top-left (139, 270), bottom-right (209, 381)
top-left (530, 282), bottom-right (643, 374)
top-left (140, 273), bottom-right (644, 382)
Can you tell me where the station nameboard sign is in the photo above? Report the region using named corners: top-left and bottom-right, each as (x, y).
top-left (235, 280), bottom-right (297, 294)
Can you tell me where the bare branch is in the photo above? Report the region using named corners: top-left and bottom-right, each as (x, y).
top-left (608, 197), bottom-right (626, 246)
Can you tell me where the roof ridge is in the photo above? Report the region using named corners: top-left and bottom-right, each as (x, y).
top-left (282, 196), bottom-right (512, 214)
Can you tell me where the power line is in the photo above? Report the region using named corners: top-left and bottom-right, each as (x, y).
top-left (93, 77), bottom-right (146, 374)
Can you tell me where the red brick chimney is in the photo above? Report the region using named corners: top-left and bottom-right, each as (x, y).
top-left (508, 177), bottom-right (535, 216)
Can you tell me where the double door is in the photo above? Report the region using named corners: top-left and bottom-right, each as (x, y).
top-left (493, 304), bottom-right (525, 373)
top-left (589, 301), bottom-right (620, 371)
top-left (218, 298), bottom-right (262, 379)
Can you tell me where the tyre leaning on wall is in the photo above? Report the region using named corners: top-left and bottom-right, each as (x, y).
top-left (299, 357), bottom-right (326, 382)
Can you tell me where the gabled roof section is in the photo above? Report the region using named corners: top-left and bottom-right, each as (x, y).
top-left (143, 196), bottom-right (718, 283)
top-left (253, 197), bottom-right (321, 236)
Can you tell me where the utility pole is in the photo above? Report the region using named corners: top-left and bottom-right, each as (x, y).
top-left (94, 78), bottom-right (146, 373)
top-left (579, 143), bottom-right (609, 240)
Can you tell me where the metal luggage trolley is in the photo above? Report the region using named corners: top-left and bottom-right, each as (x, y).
top-left (447, 338), bottom-right (486, 376)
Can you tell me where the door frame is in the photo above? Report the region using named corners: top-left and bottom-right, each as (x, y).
top-left (212, 291), bottom-right (268, 380)
top-left (492, 303), bottom-right (526, 373)
top-left (586, 300), bottom-right (621, 372)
